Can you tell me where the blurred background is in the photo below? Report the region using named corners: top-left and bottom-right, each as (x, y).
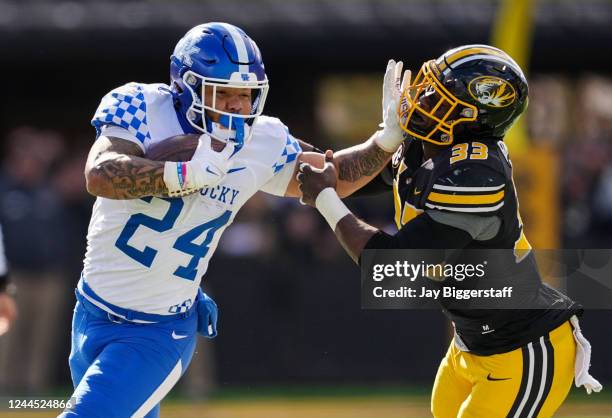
top-left (0, 0), bottom-right (612, 416)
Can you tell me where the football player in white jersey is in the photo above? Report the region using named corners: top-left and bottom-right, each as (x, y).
top-left (62, 22), bottom-right (409, 417)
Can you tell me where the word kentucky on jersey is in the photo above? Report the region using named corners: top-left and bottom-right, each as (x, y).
top-left (200, 185), bottom-right (240, 205)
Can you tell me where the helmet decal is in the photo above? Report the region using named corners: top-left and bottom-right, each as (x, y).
top-left (468, 76), bottom-right (516, 108)
top-left (174, 34), bottom-right (203, 67)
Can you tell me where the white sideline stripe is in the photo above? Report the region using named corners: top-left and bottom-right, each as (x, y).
top-left (425, 201), bottom-right (505, 213)
top-left (513, 342), bottom-right (535, 418)
top-left (132, 359), bottom-right (183, 418)
top-left (527, 337), bottom-right (549, 418)
top-left (220, 23), bottom-right (249, 73)
top-left (432, 183), bottom-right (505, 192)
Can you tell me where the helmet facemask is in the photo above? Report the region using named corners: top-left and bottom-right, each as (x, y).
top-left (181, 70), bottom-right (269, 150)
top-left (398, 60), bottom-right (478, 146)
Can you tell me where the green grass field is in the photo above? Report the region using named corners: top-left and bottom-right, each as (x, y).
top-left (1, 386), bottom-right (608, 417)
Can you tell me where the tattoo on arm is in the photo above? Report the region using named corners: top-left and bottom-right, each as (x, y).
top-left (337, 143), bottom-right (391, 183)
top-left (99, 157), bottom-right (168, 199)
top-left (86, 136), bottom-right (169, 199)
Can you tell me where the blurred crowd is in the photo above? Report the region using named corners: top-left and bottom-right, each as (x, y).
top-left (0, 74), bottom-right (611, 394)
top-left (0, 128), bottom-right (91, 393)
top-left (557, 77), bottom-right (612, 247)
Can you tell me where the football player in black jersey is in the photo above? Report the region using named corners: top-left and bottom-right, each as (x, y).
top-left (297, 45), bottom-right (601, 417)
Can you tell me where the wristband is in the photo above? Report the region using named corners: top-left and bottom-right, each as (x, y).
top-left (315, 188), bottom-right (351, 231)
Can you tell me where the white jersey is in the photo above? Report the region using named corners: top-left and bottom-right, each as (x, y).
top-left (83, 82), bottom-right (301, 315)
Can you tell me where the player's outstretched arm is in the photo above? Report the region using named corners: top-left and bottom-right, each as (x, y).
top-left (335, 60), bottom-right (410, 196)
top-left (285, 60), bottom-right (409, 198)
top-left (85, 136), bottom-right (169, 199)
top-left (288, 139), bottom-right (392, 198)
top-left (334, 135), bottom-right (394, 196)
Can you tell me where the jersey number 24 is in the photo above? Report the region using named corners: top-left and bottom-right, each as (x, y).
top-left (115, 197), bottom-right (231, 281)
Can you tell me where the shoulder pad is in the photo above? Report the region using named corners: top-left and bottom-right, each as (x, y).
top-left (425, 163), bottom-right (507, 214)
top-left (91, 82), bottom-right (151, 144)
top-left (253, 116), bottom-right (302, 173)
top-left (252, 116), bottom-right (287, 141)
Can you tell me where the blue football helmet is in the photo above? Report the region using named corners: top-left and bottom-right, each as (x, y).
top-left (170, 22), bottom-right (269, 149)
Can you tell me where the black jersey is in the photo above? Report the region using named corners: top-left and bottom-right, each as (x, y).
top-left (386, 138), bottom-right (581, 355)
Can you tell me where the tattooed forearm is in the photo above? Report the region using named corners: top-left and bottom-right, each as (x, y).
top-left (95, 156), bottom-right (168, 199)
top-left (337, 142), bottom-right (392, 183)
top-left (85, 136), bottom-right (169, 199)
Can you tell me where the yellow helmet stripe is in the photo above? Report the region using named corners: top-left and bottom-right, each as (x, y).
top-left (427, 190), bottom-right (505, 205)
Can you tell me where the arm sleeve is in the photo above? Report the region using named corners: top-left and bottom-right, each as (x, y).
top-left (259, 131), bottom-right (303, 196)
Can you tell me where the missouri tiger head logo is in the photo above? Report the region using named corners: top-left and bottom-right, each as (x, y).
top-left (468, 76), bottom-right (516, 108)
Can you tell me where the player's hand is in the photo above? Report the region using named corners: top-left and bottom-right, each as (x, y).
top-left (188, 134), bottom-right (235, 185)
top-left (164, 134), bottom-right (235, 197)
top-left (297, 150), bottom-right (337, 207)
top-left (0, 292), bottom-right (17, 336)
top-left (374, 59), bottom-right (411, 152)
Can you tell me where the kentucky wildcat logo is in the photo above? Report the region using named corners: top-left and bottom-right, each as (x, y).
top-left (175, 34), bottom-right (202, 67)
top-left (468, 76), bottom-right (516, 108)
